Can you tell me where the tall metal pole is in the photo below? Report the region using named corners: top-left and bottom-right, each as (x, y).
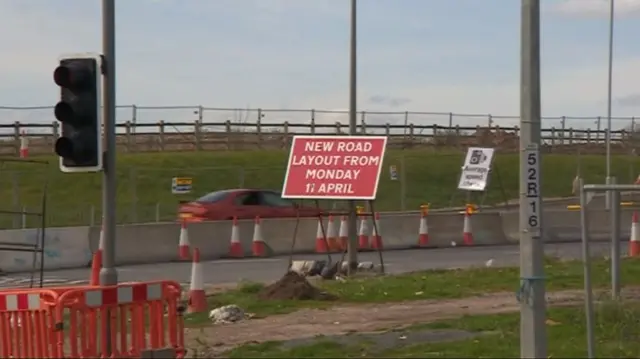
top-left (519, 1), bottom-right (547, 358)
top-left (100, 0), bottom-right (118, 287)
top-left (347, 0), bottom-right (359, 272)
top-left (100, 0), bottom-right (118, 354)
top-left (605, 0), bottom-right (615, 209)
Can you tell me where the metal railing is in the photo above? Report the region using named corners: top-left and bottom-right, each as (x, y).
top-left (0, 105), bottom-right (639, 154)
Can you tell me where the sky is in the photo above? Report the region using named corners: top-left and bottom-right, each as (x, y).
top-left (1, 0), bottom-right (640, 132)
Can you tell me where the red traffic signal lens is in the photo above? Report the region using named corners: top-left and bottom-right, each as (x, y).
top-left (53, 66), bottom-right (71, 87)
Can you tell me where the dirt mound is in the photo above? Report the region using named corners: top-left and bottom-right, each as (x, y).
top-left (258, 271), bottom-right (338, 301)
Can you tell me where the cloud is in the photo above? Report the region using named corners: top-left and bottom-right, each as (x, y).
top-left (368, 95), bottom-right (412, 108)
top-left (550, 0), bottom-right (640, 18)
top-left (618, 94), bottom-right (640, 107)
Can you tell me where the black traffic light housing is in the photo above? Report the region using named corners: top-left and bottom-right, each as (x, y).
top-left (54, 53), bottom-right (103, 172)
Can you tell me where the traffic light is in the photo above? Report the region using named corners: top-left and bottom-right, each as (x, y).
top-left (53, 53), bottom-right (103, 172)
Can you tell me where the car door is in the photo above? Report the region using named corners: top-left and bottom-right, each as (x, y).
top-left (256, 191), bottom-right (297, 218)
top-left (232, 191), bottom-right (263, 220)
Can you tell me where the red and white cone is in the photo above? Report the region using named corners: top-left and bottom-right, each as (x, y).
top-left (418, 208), bottom-right (430, 247)
top-left (98, 223), bottom-right (105, 251)
top-left (178, 220), bottom-right (191, 260)
top-left (187, 248), bottom-right (207, 313)
top-left (338, 216), bottom-right (348, 250)
top-left (370, 212), bottom-right (383, 250)
top-left (228, 217), bottom-right (244, 258)
top-left (315, 218), bottom-right (328, 253)
top-left (358, 215), bottom-right (369, 250)
top-left (629, 211), bottom-right (640, 257)
top-left (252, 216), bottom-right (267, 257)
top-left (89, 249), bottom-right (102, 286)
top-left (462, 208), bottom-right (473, 246)
top-left (19, 131), bottom-right (28, 159)
top-left (326, 215), bottom-right (339, 251)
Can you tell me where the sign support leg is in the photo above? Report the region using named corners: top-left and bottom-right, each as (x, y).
top-left (368, 200), bottom-right (385, 275)
top-left (347, 0), bottom-right (359, 274)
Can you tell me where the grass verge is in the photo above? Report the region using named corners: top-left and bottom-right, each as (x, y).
top-left (225, 301), bottom-right (640, 358)
top-left (4, 151), bottom-right (639, 227)
top-left (184, 256), bottom-right (640, 326)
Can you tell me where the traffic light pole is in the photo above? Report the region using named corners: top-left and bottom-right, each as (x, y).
top-left (100, 0), bottom-right (118, 290)
top-left (100, 0), bottom-right (117, 355)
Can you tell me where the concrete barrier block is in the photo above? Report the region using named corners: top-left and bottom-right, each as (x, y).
top-left (186, 220), bottom-right (235, 259)
top-left (262, 217), bottom-right (317, 255)
top-left (89, 223), bottom-right (183, 265)
top-left (0, 227), bottom-right (91, 273)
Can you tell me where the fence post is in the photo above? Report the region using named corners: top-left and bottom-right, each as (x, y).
top-left (360, 111), bottom-right (367, 134)
top-left (21, 206), bottom-right (27, 229)
top-left (257, 109), bottom-right (263, 148)
top-left (238, 167), bottom-right (245, 188)
top-left (158, 121), bottom-right (165, 151)
top-left (400, 153), bottom-right (407, 211)
top-left (130, 167), bottom-right (138, 223)
top-left (310, 109), bottom-right (316, 134)
top-left (12, 172), bottom-right (19, 229)
top-left (155, 203), bottom-right (161, 222)
top-left (561, 116), bottom-right (566, 145)
top-left (89, 205), bottom-right (96, 227)
top-left (283, 121), bottom-right (289, 149)
top-left (194, 120), bottom-right (202, 151)
top-left (132, 104), bottom-right (138, 136)
top-left (13, 122), bottom-right (20, 156)
top-left (448, 113), bottom-right (453, 128)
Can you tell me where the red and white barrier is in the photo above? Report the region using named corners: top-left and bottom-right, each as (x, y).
top-left (187, 248), bottom-right (207, 313)
top-left (89, 249), bottom-right (102, 286)
top-left (338, 216), bottom-right (348, 250)
top-left (0, 292), bottom-right (42, 310)
top-left (418, 206), bottom-right (429, 247)
top-left (463, 207), bottom-right (473, 246)
top-left (84, 282), bottom-right (163, 307)
top-left (178, 220), bottom-right (190, 260)
top-left (252, 216), bottom-right (267, 257)
top-left (629, 211), bottom-right (640, 257)
top-left (228, 217), bottom-right (244, 258)
top-left (19, 131), bottom-right (28, 159)
top-left (370, 212), bottom-right (383, 250)
top-left (358, 215), bottom-right (369, 250)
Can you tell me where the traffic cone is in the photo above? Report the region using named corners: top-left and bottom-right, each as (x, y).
top-left (178, 220), bottom-right (190, 260)
top-left (338, 216), bottom-right (348, 250)
top-left (629, 211), bottom-right (640, 257)
top-left (418, 205), bottom-right (430, 247)
top-left (358, 215), bottom-right (369, 250)
top-left (463, 206), bottom-right (473, 246)
top-left (89, 249), bottom-right (102, 286)
top-left (370, 212), bottom-right (383, 250)
top-left (98, 223), bottom-right (105, 251)
top-left (326, 216), bottom-right (339, 252)
top-left (187, 248), bottom-right (207, 313)
top-left (252, 216), bottom-right (267, 257)
top-left (228, 217), bottom-right (244, 258)
top-left (315, 218), bottom-right (328, 253)
top-left (19, 131), bottom-right (28, 159)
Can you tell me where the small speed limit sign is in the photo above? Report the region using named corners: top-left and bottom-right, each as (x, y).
top-left (524, 143), bottom-right (541, 236)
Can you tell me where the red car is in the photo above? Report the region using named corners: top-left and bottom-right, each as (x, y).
top-left (178, 189), bottom-right (323, 221)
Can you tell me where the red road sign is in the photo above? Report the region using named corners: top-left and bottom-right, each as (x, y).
top-left (281, 135), bottom-right (387, 200)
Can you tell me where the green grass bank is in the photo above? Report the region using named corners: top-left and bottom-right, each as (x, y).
top-left (2, 150), bottom-right (639, 228)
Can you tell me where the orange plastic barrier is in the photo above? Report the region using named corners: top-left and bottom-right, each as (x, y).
top-left (0, 281), bottom-right (185, 358)
top-left (0, 289), bottom-right (59, 358)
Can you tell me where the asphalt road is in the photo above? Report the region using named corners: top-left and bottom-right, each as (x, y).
top-left (0, 241), bottom-right (621, 289)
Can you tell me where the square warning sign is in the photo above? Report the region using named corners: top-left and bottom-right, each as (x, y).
top-left (281, 135), bottom-right (387, 200)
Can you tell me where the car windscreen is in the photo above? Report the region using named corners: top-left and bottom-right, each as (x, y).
top-left (195, 191), bottom-right (229, 203)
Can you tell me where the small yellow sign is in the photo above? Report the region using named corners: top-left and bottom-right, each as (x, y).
top-left (172, 177), bottom-right (193, 194)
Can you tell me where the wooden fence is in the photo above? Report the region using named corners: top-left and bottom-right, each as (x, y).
top-left (2, 119), bottom-right (640, 155)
